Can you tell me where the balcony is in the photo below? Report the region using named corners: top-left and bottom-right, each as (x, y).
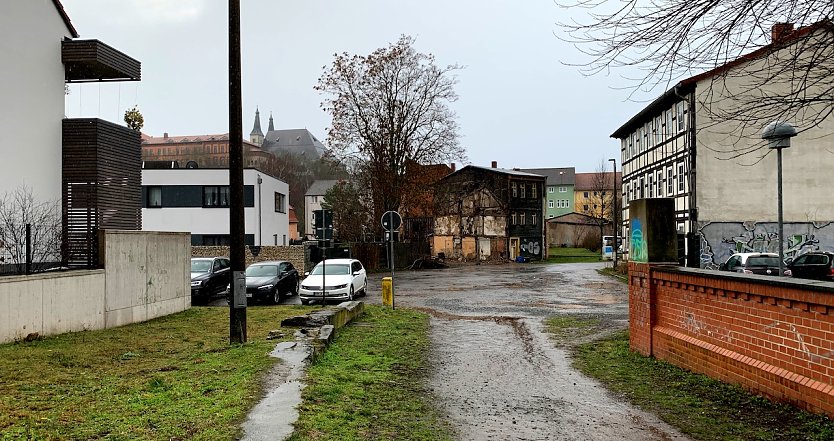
top-left (62, 39), bottom-right (141, 83)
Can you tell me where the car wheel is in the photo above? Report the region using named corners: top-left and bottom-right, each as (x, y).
top-left (272, 289), bottom-right (281, 305)
top-left (348, 285), bottom-right (354, 301)
top-left (293, 279), bottom-right (300, 296)
top-left (300, 299), bottom-right (310, 306)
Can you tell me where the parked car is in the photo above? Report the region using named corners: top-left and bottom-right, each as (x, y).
top-left (299, 258), bottom-right (368, 305)
top-left (718, 252), bottom-right (782, 276)
top-left (237, 261), bottom-right (301, 304)
top-left (191, 257), bottom-right (231, 304)
top-left (785, 252), bottom-right (834, 281)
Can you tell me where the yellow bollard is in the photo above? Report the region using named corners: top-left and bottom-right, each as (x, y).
top-left (382, 277), bottom-right (394, 308)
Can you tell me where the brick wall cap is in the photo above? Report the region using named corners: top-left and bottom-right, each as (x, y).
top-left (655, 265), bottom-right (834, 295)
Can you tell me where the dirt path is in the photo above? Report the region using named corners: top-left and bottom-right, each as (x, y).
top-left (367, 262), bottom-right (690, 440)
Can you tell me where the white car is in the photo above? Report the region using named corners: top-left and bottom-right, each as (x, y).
top-left (299, 258), bottom-right (368, 305)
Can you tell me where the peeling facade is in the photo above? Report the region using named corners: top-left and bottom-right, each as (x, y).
top-left (433, 165), bottom-right (545, 261)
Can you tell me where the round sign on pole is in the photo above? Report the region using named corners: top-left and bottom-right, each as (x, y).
top-left (381, 211), bottom-right (402, 231)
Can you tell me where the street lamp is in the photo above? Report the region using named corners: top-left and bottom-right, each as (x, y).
top-left (761, 121), bottom-right (797, 277)
top-left (608, 158), bottom-right (618, 269)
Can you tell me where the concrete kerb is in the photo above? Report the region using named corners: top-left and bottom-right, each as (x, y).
top-left (240, 301), bottom-right (365, 441)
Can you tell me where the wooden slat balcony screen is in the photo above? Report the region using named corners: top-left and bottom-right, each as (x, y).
top-left (62, 39), bottom-right (141, 82)
top-left (62, 119), bottom-right (141, 267)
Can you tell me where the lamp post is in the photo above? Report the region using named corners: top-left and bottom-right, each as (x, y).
top-left (608, 158), bottom-right (618, 269)
top-left (761, 121), bottom-right (797, 277)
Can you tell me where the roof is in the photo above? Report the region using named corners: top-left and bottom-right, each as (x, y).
top-left (262, 129), bottom-right (327, 158)
top-left (250, 108), bottom-right (264, 137)
top-left (574, 172), bottom-right (622, 191)
top-left (519, 167), bottom-right (575, 185)
top-left (141, 132), bottom-right (260, 149)
top-left (52, 0), bottom-right (79, 38)
top-left (610, 20), bottom-right (834, 139)
top-left (453, 165), bottom-right (546, 179)
top-left (305, 179), bottom-right (340, 196)
top-left (546, 212), bottom-right (606, 225)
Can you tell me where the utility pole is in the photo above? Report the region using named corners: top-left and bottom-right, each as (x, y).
top-left (228, 0), bottom-right (246, 343)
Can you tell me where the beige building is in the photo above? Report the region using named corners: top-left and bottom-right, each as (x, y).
top-left (612, 22), bottom-right (834, 268)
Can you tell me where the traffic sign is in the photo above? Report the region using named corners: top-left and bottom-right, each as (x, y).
top-left (381, 211), bottom-right (402, 231)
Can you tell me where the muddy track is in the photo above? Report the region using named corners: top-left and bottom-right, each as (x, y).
top-left (369, 262), bottom-right (690, 440)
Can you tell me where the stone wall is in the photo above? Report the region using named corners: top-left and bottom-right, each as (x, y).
top-left (192, 245), bottom-right (306, 272)
top-left (630, 262), bottom-right (834, 417)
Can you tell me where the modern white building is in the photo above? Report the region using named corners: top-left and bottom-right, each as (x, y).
top-left (612, 22), bottom-right (834, 268)
top-left (0, 1), bottom-right (77, 202)
top-left (142, 168), bottom-right (290, 246)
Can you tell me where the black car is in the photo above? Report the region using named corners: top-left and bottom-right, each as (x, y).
top-left (786, 252), bottom-right (834, 281)
top-left (191, 257), bottom-right (231, 304)
top-left (244, 261), bottom-right (300, 304)
top-left (719, 252), bottom-right (782, 276)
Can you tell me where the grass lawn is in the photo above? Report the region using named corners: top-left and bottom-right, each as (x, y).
top-left (546, 317), bottom-right (834, 441)
top-left (288, 305), bottom-right (453, 441)
top-left (0, 305), bottom-right (306, 440)
top-left (545, 247), bottom-right (602, 263)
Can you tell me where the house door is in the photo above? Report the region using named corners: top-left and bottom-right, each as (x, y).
top-left (510, 238), bottom-right (519, 260)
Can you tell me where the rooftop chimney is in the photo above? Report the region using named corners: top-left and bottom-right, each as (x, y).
top-left (163, 132), bottom-right (168, 139)
top-left (491, 160), bottom-right (497, 168)
top-left (771, 23), bottom-right (794, 44)
top-left (450, 162), bottom-right (456, 172)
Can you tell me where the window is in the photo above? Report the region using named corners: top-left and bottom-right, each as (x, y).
top-left (677, 101), bottom-right (686, 131)
top-left (678, 163), bottom-right (685, 191)
top-left (559, 186), bottom-right (567, 193)
top-left (648, 175), bottom-right (654, 198)
top-left (548, 186), bottom-right (554, 193)
top-left (583, 191), bottom-right (589, 198)
top-left (635, 130), bottom-right (641, 153)
top-left (520, 212), bottom-right (526, 225)
top-left (512, 183), bottom-right (517, 197)
top-left (532, 214), bottom-right (537, 225)
top-left (147, 186), bottom-right (162, 208)
top-left (666, 167), bottom-right (673, 195)
top-left (531, 184), bottom-right (537, 199)
top-left (583, 204), bottom-right (589, 211)
top-left (548, 200), bottom-right (554, 208)
top-left (274, 192), bottom-right (286, 213)
top-left (511, 213), bottom-right (517, 225)
top-left (520, 184), bottom-right (526, 198)
top-left (656, 171), bottom-right (663, 197)
top-left (639, 177), bottom-right (645, 199)
top-left (203, 186), bottom-right (230, 207)
top-left (652, 117), bottom-right (659, 145)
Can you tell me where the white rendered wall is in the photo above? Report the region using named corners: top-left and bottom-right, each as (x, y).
top-left (141, 168), bottom-right (289, 244)
top-left (695, 33), bottom-right (834, 223)
top-left (0, 1), bottom-right (72, 203)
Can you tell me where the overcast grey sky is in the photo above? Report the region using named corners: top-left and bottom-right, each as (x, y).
top-left (61, 0), bottom-right (646, 173)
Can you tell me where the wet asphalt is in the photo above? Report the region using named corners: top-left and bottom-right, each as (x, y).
top-left (364, 262), bottom-right (690, 441)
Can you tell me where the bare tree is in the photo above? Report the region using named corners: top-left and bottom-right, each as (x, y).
top-left (559, 1), bottom-right (834, 149)
top-left (316, 35), bottom-right (467, 235)
top-left (321, 180), bottom-right (367, 242)
top-left (578, 162), bottom-right (618, 246)
top-left (0, 187), bottom-right (61, 272)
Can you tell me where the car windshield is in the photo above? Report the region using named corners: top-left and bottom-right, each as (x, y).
top-left (309, 264), bottom-right (351, 275)
top-left (747, 256), bottom-right (780, 267)
top-left (191, 260), bottom-right (212, 273)
top-left (246, 265), bottom-right (278, 277)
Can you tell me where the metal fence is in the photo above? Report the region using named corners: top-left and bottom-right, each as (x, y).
top-left (0, 223), bottom-right (65, 276)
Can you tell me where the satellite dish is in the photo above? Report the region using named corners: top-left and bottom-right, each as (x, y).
top-left (185, 161), bottom-right (199, 169)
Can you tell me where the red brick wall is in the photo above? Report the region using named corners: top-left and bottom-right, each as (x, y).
top-left (630, 263), bottom-right (834, 416)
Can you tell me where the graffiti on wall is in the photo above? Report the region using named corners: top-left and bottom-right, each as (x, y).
top-left (698, 221), bottom-right (834, 269)
top-left (520, 238), bottom-right (541, 257)
top-left (630, 219), bottom-right (647, 262)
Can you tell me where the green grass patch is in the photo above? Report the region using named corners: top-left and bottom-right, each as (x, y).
top-left (545, 247), bottom-right (602, 263)
top-left (0, 305), bottom-right (307, 440)
top-left (543, 315), bottom-right (602, 346)
top-left (288, 306), bottom-right (453, 441)
top-left (571, 330), bottom-right (834, 441)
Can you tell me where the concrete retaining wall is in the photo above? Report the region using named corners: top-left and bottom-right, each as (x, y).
top-left (0, 230), bottom-right (190, 344)
top-left (630, 262), bottom-right (834, 417)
